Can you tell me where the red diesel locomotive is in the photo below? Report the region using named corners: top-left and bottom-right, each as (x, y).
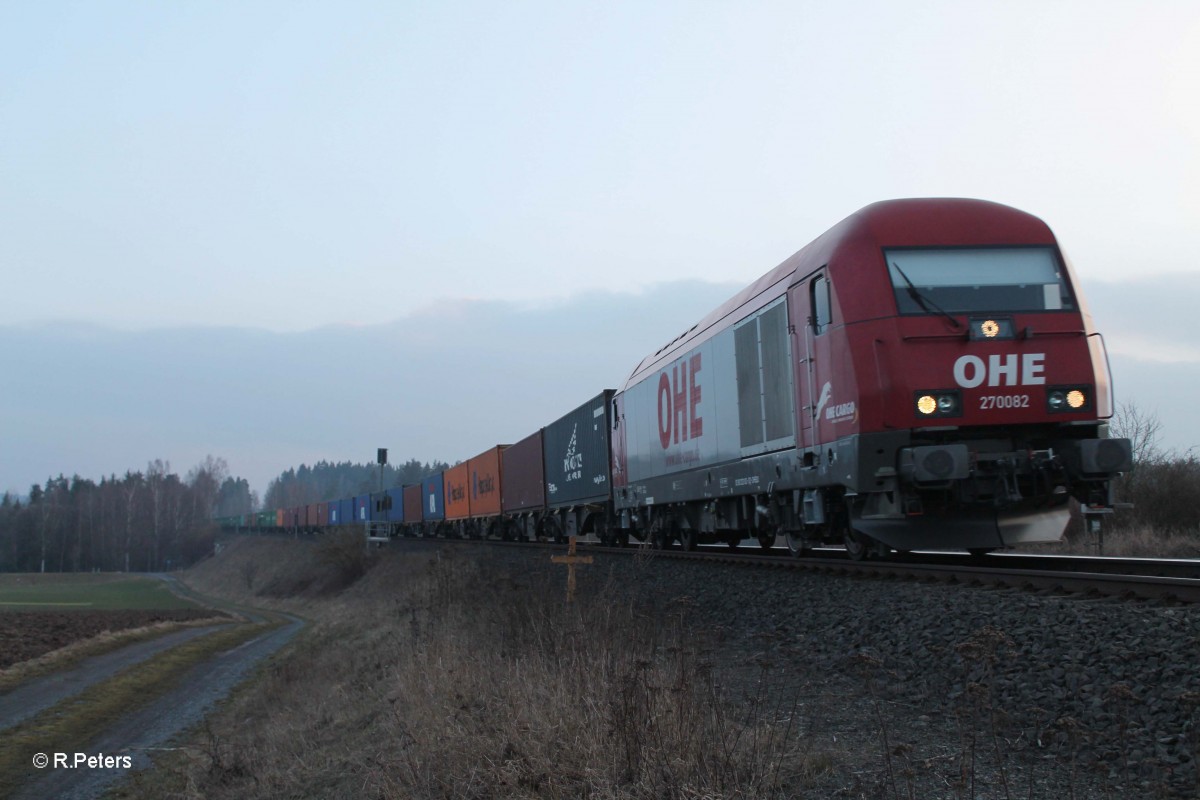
top-left (611, 197), bottom-right (1132, 558)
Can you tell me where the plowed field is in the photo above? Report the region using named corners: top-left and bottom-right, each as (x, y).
top-left (0, 609), bottom-right (220, 669)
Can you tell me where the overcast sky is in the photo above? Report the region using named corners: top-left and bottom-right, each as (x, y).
top-left (2, 1), bottom-right (1198, 497)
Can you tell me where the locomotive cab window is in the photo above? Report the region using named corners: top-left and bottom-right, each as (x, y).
top-left (885, 247), bottom-right (1075, 315)
top-left (811, 275), bottom-right (831, 334)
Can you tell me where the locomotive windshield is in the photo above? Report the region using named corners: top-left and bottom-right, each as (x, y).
top-left (885, 247), bottom-right (1075, 315)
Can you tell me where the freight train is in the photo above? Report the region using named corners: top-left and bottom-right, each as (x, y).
top-left (218, 198), bottom-right (1132, 560)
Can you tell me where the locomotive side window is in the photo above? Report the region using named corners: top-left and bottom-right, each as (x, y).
top-left (885, 247), bottom-right (1075, 315)
top-left (735, 299), bottom-right (796, 453)
top-left (811, 275), bottom-right (831, 334)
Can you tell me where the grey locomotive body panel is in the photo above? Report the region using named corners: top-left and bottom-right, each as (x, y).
top-left (616, 297), bottom-right (796, 509)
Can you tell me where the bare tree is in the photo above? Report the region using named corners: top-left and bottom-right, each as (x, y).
top-left (121, 471), bottom-right (143, 573)
top-left (187, 455), bottom-right (229, 519)
top-left (1110, 400), bottom-right (1163, 464)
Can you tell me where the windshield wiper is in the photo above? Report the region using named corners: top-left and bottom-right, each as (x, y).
top-left (891, 262), bottom-right (963, 330)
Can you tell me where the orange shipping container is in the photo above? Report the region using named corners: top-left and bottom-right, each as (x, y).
top-left (467, 445), bottom-right (506, 519)
top-left (444, 462), bottom-right (471, 520)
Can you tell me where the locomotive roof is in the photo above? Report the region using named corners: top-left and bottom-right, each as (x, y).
top-left (622, 197), bottom-right (1058, 389)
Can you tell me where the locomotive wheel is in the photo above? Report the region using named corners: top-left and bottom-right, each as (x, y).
top-left (726, 535), bottom-right (740, 552)
top-left (785, 530), bottom-right (810, 558)
top-left (843, 527), bottom-right (872, 561)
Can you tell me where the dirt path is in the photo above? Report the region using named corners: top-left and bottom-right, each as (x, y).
top-left (0, 622), bottom-right (232, 731)
top-left (5, 574), bottom-right (307, 800)
top-left (14, 611), bottom-right (305, 800)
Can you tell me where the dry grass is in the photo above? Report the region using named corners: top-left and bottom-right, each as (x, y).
top-left (117, 534), bottom-right (1200, 799)
top-left (120, 540), bottom-right (830, 799)
top-left (1031, 523), bottom-right (1200, 559)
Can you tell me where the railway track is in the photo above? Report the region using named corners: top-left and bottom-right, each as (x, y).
top-left (455, 536), bottom-right (1200, 604)
top-left (696, 548), bottom-right (1200, 604)
top-left (225, 529), bottom-right (1200, 604)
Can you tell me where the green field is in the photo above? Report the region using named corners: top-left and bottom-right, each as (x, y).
top-left (0, 573), bottom-right (200, 610)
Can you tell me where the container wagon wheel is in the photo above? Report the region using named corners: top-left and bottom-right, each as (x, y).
top-left (680, 524), bottom-right (698, 552)
top-left (544, 516), bottom-right (565, 544)
top-left (756, 521), bottom-right (777, 551)
top-left (649, 518), bottom-right (673, 550)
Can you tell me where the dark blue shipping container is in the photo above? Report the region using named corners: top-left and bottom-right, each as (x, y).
top-left (544, 390), bottom-right (615, 507)
top-left (385, 487), bottom-right (405, 522)
top-left (338, 497), bottom-right (354, 526)
top-left (368, 490), bottom-right (399, 522)
top-left (368, 492), bottom-right (384, 522)
top-left (327, 502), bottom-right (338, 526)
top-left (422, 473), bottom-right (445, 521)
top-left (354, 494), bottom-right (371, 523)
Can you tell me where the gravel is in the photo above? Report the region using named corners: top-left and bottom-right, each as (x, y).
top-left (529, 545), bottom-right (1200, 798)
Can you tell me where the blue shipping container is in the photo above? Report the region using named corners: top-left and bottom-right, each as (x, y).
top-left (385, 487), bottom-right (405, 522)
top-left (338, 497), bottom-right (354, 526)
top-left (422, 473), bottom-right (445, 521)
top-left (367, 490), bottom-right (393, 522)
top-left (327, 502), bottom-right (338, 525)
top-left (354, 494), bottom-right (370, 522)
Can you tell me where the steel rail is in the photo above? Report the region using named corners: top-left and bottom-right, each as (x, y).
top-left (220, 529), bottom-right (1200, 604)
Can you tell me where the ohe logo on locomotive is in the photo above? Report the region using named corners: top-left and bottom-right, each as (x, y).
top-left (953, 353), bottom-right (1046, 388)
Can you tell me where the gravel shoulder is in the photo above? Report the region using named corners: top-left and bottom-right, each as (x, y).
top-left (614, 550), bottom-right (1200, 798)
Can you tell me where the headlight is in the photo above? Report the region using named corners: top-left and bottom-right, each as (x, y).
top-left (915, 390), bottom-right (961, 418)
top-left (1047, 385), bottom-right (1093, 413)
top-left (968, 317), bottom-right (1015, 341)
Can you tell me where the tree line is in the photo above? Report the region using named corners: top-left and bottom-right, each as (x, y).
top-left (1110, 402), bottom-right (1200, 535)
top-left (0, 456), bottom-right (248, 573)
top-left (262, 458), bottom-right (450, 512)
top-left (0, 454), bottom-right (453, 574)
